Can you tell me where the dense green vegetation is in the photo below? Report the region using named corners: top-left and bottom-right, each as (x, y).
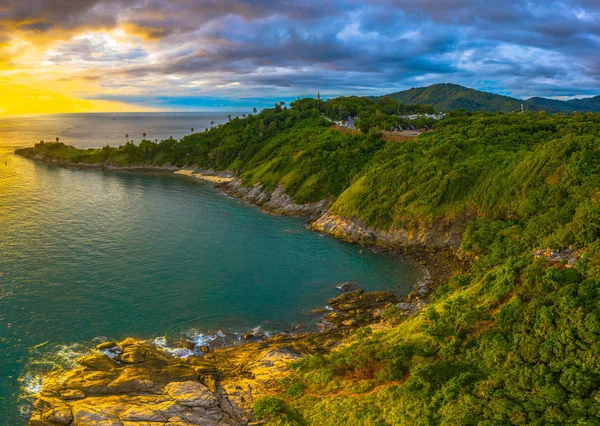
top-left (381, 83), bottom-right (600, 113)
top-left (294, 95), bottom-right (437, 132)
top-left (18, 99), bottom-right (600, 424)
top-left (277, 111), bottom-right (600, 425)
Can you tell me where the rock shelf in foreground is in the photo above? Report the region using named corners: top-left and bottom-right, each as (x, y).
top-left (28, 290), bottom-right (423, 425)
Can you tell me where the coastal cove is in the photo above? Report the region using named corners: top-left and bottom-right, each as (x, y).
top-left (0, 114), bottom-right (427, 425)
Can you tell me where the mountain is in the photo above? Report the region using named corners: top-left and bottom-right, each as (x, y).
top-left (380, 83), bottom-right (600, 113)
top-left (527, 95), bottom-right (600, 113)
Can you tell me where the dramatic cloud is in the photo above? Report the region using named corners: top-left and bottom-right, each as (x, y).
top-left (0, 0), bottom-right (599, 112)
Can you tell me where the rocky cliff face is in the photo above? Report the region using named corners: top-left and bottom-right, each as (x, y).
top-left (218, 179), bottom-right (331, 218)
top-left (309, 211), bottom-right (468, 250)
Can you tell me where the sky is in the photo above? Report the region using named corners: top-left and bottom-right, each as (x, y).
top-left (0, 0), bottom-right (599, 114)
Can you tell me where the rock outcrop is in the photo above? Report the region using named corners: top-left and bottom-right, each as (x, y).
top-left (218, 179), bottom-right (330, 218)
top-left (28, 339), bottom-right (242, 426)
top-left (309, 211), bottom-right (469, 250)
top-left (27, 290), bottom-right (425, 426)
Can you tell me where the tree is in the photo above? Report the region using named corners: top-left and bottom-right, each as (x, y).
top-left (253, 107), bottom-right (257, 114)
top-left (125, 134), bottom-right (129, 142)
top-left (228, 114), bottom-right (232, 122)
top-left (143, 132), bottom-right (146, 139)
top-left (56, 137), bottom-right (59, 143)
top-left (190, 128), bottom-right (194, 133)
top-left (210, 121), bottom-right (214, 127)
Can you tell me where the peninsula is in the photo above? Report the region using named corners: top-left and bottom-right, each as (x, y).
top-left (18, 96), bottom-right (600, 425)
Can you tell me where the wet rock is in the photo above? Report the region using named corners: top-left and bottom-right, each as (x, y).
top-left (309, 307), bottom-right (329, 315)
top-left (342, 319), bottom-right (358, 327)
top-left (96, 341), bottom-right (120, 351)
top-left (336, 281), bottom-right (355, 291)
top-left (243, 333), bottom-right (254, 340)
top-left (118, 346), bottom-right (146, 364)
top-left (181, 339), bottom-right (196, 350)
top-left (199, 345), bottom-right (211, 353)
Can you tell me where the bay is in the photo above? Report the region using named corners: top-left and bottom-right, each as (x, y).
top-left (0, 113), bottom-right (423, 424)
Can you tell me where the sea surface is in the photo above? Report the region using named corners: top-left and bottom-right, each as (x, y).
top-left (0, 113), bottom-right (424, 424)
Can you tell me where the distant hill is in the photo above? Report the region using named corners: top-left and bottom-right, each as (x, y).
top-left (379, 83), bottom-right (600, 113)
top-left (527, 96), bottom-right (600, 113)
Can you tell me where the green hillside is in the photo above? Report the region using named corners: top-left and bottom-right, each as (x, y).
top-left (528, 96), bottom-right (600, 113)
top-left (380, 83), bottom-right (529, 113)
top-left (380, 83), bottom-right (600, 113)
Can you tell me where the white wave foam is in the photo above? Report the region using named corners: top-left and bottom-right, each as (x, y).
top-left (21, 374), bottom-right (42, 394)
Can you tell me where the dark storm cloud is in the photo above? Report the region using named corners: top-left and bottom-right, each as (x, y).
top-left (1, 0), bottom-right (599, 99)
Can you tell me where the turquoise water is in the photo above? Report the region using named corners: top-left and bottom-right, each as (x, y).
top-left (0, 113), bottom-right (423, 424)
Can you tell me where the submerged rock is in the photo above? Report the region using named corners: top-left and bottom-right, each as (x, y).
top-left (336, 281), bottom-right (355, 292)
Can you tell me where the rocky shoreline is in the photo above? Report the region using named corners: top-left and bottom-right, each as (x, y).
top-left (309, 211), bottom-right (469, 250)
top-left (27, 289), bottom-right (425, 426)
top-left (217, 179), bottom-right (330, 218)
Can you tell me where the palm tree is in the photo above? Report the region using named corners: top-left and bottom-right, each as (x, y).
top-left (210, 121), bottom-right (214, 127)
top-left (205, 128), bottom-right (208, 132)
top-left (56, 137), bottom-right (60, 143)
top-left (125, 134), bottom-right (129, 142)
top-left (228, 114), bottom-right (232, 122)
top-left (242, 114), bottom-right (246, 118)
top-left (190, 128), bottom-right (194, 133)
top-left (253, 107), bottom-right (257, 114)
top-left (143, 132), bottom-right (146, 139)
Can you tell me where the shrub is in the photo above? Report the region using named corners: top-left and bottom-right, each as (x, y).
top-left (253, 396), bottom-right (284, 419)
top-left (287, 382), bottom-right (304, 397)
